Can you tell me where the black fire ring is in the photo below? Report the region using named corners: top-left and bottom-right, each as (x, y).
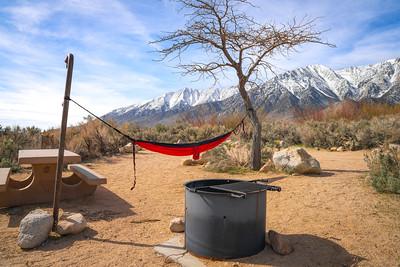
top-left (184, 178), bottom-right (281, 259)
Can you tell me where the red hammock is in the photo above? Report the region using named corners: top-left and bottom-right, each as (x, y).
top-left (134, 131), bottom-right (232, 160)
top-left (129, 131), bottom-right (234, 190)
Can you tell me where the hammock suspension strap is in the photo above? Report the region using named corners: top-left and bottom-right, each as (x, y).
top-left (131, 141), bottom-right (137, 190)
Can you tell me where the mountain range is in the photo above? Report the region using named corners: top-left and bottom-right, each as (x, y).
top-left (103, 58), bottom-right (400, 125)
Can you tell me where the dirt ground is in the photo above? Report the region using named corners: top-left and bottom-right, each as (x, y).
top-left (1, 149), bottom-right (399, 267)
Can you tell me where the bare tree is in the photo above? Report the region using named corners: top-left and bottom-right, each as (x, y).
top-left (152, 0), bottom-right (333, 170)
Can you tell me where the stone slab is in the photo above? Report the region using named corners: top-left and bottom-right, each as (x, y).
top-left (154, 235), bottom-right (205, 267)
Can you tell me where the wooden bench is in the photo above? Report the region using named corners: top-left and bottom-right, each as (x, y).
top-left (0, 168), bottom-right (11, 192)
top-left (68, 164), bottom-right (107, 186)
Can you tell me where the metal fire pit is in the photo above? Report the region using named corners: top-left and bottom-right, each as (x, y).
top-left (184, 178), bottom-right (281, 259)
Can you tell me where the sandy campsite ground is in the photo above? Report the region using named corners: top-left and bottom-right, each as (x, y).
top-left (1, 149), bottom-right (399, 266)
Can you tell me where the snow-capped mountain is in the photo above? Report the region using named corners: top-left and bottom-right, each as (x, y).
top-left (104, 87), bottom-right (238, 124)
top-left (104, 58), bottom-right (400, 125)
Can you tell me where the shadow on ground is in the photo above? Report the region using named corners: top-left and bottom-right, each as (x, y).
top-left (37, 227), bottom-right (99, 251)
top-left (233, 234), bottom-right (365, 266)
top-left (41, 227), bottom-right (181, 251)
top-left (323, 169), bottom-right (368, 174)
top-left (308, 171), bottom-right (335, 177)
top-left (264, 176), bottom-right (287, 183)
top-left (1, 186), bottom-right (134, 227)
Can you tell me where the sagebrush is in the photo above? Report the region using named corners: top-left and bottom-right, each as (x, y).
top-left (365, 146), bottom-right (400, 194)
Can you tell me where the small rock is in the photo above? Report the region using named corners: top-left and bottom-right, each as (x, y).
top-left (119, 143), bottom-right (141, 153)
top-left (344, 141), bottom-right (353, 150)
top-left (203, 161), bottom-right (212, 169)
top-left (176, 139), bottom-right (183, 144)
top-left (330, 147), bottom-right (337, 152)
top-left (272, 148), bottom-right (321, 174)
top-left (56, 213), bottom-right (87, 235)
top-left (259, 159), bottom-right (275, 173)
top-left (278, 140), bottom-right (285, 148)
top-left (18, 209), bottom-right (53, 249)
top-left (182, 159), bottom-right (207, 166)
top-left (336, 146), bottom-right (344, 152)
top-left (389, 143), bottom-right (400, 150)
top-left (231, 141), bottom-right (240, 147)
top-left (119, 143), bottom-right (133, 153)
top-left (169, 217), bottom-right (185, 233)
top-left (268, 230), bottom-right (293, 255)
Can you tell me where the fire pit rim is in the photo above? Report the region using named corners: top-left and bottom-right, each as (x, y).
top-left (184, 178), bottom-right (269, 197)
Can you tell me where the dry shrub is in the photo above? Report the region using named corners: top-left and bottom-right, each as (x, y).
top-left (263, 115), bottom-right (400, 150)
top-left (298, 120), bottom-right (354, 149)
top-left (225, 142), bottom-right (250, 166)
top-left (133, 123), bottom-right (226, 143)
top-left (296, 101), bottom-right (400, 121)
top-left (66, 118), bottom-right (125, 159)
top-left (365, 146), bottom-right (400, 194)
top-left (0, 125), bottom-right (41, 171)
top-left (261, 146), bottom-right (274, 162)
top-left (179, 113), bottom-right (219, 127)
top-left (202, 141), bottom-right (249, 174)
top-left (261, 120), bottom-right (300, 148)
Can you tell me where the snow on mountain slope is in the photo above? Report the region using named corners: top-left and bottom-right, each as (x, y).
top-left (337, 58), bottom-right (399, 99)
top-left (104, 58), bottom-right (400, 125)
top-left (105, 86), bottom-right (239, 123)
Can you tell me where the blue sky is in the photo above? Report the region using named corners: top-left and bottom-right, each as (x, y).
top-left (0, 0), bottom-right (399, 129)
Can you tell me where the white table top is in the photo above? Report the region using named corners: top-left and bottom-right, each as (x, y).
top-left (18, 149), bottom-right (81, 165)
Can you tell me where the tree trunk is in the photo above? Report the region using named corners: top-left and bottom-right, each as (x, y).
top-left (248, 108), bottom-right (262, 170)
top-left (237, 79), bottom-right (262, 170)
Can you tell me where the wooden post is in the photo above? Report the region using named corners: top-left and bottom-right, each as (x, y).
top-left (52, 53), bottom-right (74, 230)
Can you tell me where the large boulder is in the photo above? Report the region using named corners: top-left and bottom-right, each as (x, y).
top-left (56, 212), bottom-right (87, 235)
top-left (169, 217), bottom-right (185, 233)
top-left (273, 148), bottom-right (321, 174)
top-left (17, 209), bottom-right (53, 249)
top-left (268, 230), bottom-right (294, 255)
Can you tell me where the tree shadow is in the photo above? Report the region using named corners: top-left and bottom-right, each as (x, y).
top-left (233, 233), bottom-right (366, 266)
top-left (88, 236), bottom-right (182, 250)
top-left (264, 176), bottom-right (287, 183)
top-left (1, 186), bottom-right (135, 228)
top-left (307, 171), bottom-right (335, 177)
top-left (37, 227), bottom-right (99, 251)
top-left (38, 228), bottom-right (181, 251)
top-left (324, 169), bottom-right (368, 174)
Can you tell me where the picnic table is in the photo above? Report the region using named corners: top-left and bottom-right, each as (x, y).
top-left (0, 149), bottom-right (106, 208)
